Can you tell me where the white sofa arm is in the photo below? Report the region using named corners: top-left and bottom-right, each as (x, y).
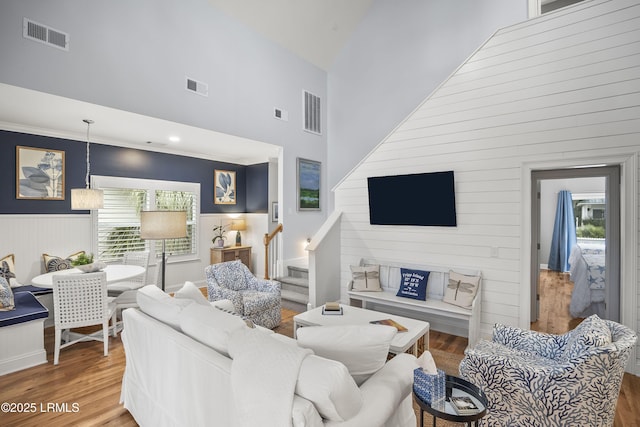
top-left (325, 353), bottom-right (418, 427)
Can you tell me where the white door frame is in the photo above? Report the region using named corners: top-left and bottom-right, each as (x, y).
top-left (520, 153), bottom-right (638, 375)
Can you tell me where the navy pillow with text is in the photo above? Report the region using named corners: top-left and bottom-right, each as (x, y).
top-left (396, 268), bottom-right (430, 300)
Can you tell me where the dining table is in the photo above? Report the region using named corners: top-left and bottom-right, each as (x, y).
top-left (30, 264), bottom-right (146, 289)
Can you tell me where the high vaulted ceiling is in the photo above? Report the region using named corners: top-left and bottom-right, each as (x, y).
top-left (0, 1), bottom-right (373, 164)
top-left (208, 0), bottom-right (373, 70)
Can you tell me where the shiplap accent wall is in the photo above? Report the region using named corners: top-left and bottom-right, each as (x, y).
top-left (334, 0), bottom-right (640, 371)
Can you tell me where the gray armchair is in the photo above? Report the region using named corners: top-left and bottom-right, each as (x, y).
top-left (205, 260), bottom-right (281, 329)
top-left (459, 315), bottom-right (637, 426)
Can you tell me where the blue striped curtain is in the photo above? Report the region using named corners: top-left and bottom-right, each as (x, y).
top-left (548, 190), bottom-right (577, 272)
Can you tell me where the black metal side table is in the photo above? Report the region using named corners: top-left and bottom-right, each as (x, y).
top-left (414, 374), bottom-right (488, 427)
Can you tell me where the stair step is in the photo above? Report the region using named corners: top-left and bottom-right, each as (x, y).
top-left (286, 265), bottom-right (309, 279)
top-left (276, 276), bottom-right (309, 289)
top-left (281, 289), bottom-right (308, 304)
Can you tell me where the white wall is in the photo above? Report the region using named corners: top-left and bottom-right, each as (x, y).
top-left (334, 0), bottom-right (640, 373)
top-left (0, 0), bottom-right (326, 262)
top-left (539, 177), bottom-right (606, 266)
top-left (327, 0), bottom-right (529, 207)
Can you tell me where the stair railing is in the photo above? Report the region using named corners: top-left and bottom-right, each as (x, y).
top-left (263, 223), bottom-right (283, 279)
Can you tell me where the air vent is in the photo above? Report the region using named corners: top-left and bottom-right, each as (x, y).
top-left (185, 77), bottom-right (208, 97)
top-left (303, 90), bottom-right (321, 135)
top-left (274, 107), bottom-right (288, 121)
top-left (23, 18), bottom-right (69, 51)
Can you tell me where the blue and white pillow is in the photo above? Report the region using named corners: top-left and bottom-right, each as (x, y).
top-left (0, 276), bottom-right (15, 311)
top-left (562, 314), bottom-right (611, 361)
top-left (396, 268), bottom-right (430, 300)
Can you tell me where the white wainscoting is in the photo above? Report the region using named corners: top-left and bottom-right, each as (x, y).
top-left (0, 213), bottom-right (269, 292)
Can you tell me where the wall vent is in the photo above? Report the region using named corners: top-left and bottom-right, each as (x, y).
top-left (303, 90), bottom-right (321, 135)
top-left (274, 107), bottom-right (288, 121)
top-left (185, 77), bottom-right (208, 97)
top-left (23, 18), bottom-right (69, 51)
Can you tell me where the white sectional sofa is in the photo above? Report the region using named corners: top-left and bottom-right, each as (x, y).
top-left (120, 284), bottom-right (419, 427)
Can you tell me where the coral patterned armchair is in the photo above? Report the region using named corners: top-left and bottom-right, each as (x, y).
top-left (459, 315), bottom-right (637, 427)
top-left (205, 260), bottom-right (281, 329)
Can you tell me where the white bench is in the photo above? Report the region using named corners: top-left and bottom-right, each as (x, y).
top-left (347, 259), bottom-right (481, 347)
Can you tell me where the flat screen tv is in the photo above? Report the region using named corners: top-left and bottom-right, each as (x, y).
top-left (367, 171), bottom-right (457, 227)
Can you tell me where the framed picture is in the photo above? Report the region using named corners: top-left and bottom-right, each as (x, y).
top-left (297, 157), bottom-right (320, 211)
top-left (214, 170), bottom-right (236, 205)
top-left (16, 146), bottom-right (65, 200)
top-left (272, 202), bottom-right (279, 222)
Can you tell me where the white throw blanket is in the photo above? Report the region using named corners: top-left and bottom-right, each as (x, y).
top-left (228, 327), bottom-right (312, 427)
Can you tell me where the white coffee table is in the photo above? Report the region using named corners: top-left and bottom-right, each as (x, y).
top-left (293, 304), bottom-right (429, 356)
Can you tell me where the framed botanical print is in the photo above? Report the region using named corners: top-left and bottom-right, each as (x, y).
top-left (16, 146), bottom-right (65, 200)
top-left (214, 170), bottom-right (236, 205)
top-left (297, 157), bottom-right (320, 211)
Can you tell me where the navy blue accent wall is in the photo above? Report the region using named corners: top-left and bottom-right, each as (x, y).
top-left (1, 130), bottom-right (268, 214)
top-left (246, 163), bottom-right (269, 213)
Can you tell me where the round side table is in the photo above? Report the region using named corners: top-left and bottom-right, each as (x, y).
top-left (414, 374), bottom-right (488, 427)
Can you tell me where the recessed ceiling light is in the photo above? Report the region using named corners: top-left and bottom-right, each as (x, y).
top-left (169, 136), bottom-right (180, 143)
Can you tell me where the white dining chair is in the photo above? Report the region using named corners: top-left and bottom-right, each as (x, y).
top-left (52, 271), bottom-right (117, 365)
top-left (111, 253), bottom-right (162, 335)
top-left (107, 251), bottom-right (150, 297)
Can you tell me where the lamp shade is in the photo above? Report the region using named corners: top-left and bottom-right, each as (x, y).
top-left (140, 211), bottom-right (187, 239)
top-left (71, 188), bottom-right (104, 210)
top-left (230, 219), bottom-right (247, 231)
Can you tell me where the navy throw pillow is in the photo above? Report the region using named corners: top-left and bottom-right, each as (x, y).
top-left (396, 268), bottom-right (430, 300)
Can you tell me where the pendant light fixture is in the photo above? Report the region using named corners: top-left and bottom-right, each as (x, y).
top-left (71, 119), bottom-right (104, 210)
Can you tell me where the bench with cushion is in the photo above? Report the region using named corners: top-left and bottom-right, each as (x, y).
top-left (0, 291), bottom-right (49, 375)
top-left (347, 258), bottom-right (482, 347)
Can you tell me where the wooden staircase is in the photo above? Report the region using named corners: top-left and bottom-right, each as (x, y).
top-left (277, 265), bottom-right (308, 312)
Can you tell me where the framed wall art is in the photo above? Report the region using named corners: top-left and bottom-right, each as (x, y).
top-left (297, 157), bottom-right (320, 211)
top-left (16, 146), bottom-right (65, 200)
top-left (214, 170), bottom-right (236, 205)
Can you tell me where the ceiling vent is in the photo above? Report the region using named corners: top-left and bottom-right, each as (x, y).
top-left (186, 77), bottom-right (208, 97)
top-left (303, 90), bottom-right (321, 135)
top-left (23, 18), bottom-right (69, 51)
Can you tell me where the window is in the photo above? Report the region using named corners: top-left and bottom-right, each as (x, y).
top-left (92, 176), bottom-right (200, 263)
top-left (572, 193), bottom-right (605, 239)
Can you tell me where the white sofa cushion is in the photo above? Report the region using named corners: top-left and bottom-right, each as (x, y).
top-left (296, 324), bottom-right (396, 385)
top-left (174, 281), bottom-right (210, 306)
top-left (296, 354), bottom-right (363, 421)
top-left (136, 284), bottom-right (192, 329)
top-left (179, 303), bottom-right (247, 356)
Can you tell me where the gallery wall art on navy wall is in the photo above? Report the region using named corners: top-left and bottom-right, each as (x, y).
top-left (0, 130), bottom-right (268, 214)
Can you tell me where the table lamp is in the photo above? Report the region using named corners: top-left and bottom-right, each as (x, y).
top-left (230, 219), bottom-right (247, 246)
top-left (140, 210), bottom-right (187, 291)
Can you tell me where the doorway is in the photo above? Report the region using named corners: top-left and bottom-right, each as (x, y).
top-left (530, 166), bottom-right (621, 331)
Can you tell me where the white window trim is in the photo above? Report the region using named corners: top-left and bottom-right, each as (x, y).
top-left (91, 175), bottom-right (201, 264)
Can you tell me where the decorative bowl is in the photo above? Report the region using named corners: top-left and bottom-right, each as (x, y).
top-left (74, 262), bottom-right (106, 273)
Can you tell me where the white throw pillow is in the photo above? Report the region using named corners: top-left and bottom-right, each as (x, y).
top-left (179, 302), bottom-right (247, 356)
top-left (350, 265), bottom-right (382, 292)
top-left (136, 284), bottom-right (193, 329)
top-left (442, 271), bottom-right (481, 308)
top-left (295, 354), bottom-right (363, 422)
top-left (174, 281), bottom-right (210, 306)
top-left (296, 324), bottom-right (396, 385)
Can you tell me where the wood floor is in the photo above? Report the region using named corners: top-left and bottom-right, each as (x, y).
top-left (1, 280), bottom-right (637, 426)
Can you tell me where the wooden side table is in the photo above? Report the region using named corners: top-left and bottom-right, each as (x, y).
top-left (210, 246), bottom-right (252, 271)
